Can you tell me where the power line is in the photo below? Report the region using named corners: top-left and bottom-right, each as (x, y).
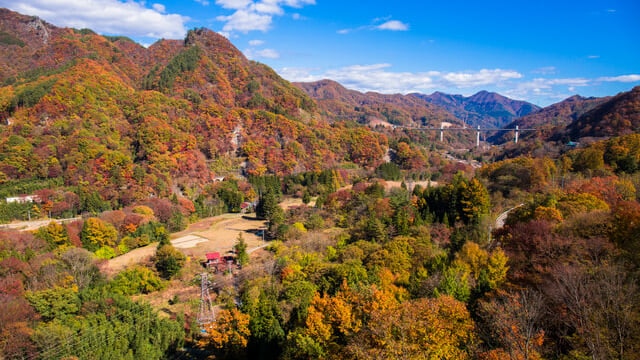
top-left (25, 301), bottom-right (174, 360)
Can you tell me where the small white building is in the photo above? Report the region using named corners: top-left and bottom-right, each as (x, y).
top-left (5, 195), bottom-right (40, 204)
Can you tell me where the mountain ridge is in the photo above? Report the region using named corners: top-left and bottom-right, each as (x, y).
top-left (294, 79), bottom-right (542, 131)
top-left (293, 79), bottom-right (459, 128)
top-left (488, 94), bottom-right (609, 144)
top-left (410, 90), bottom-right (541, 129)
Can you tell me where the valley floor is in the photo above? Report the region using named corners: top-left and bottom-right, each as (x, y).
top-left (104, 213), bottom-right (268, 275)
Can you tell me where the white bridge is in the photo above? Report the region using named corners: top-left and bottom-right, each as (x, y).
top-left (393, 124), bottom-right (535, 147)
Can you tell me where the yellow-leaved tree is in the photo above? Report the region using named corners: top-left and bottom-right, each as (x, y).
top-left (200, 308), bottom-right (251, 358)
top-left (80, 217), bottom-right (117, 252)
top-left (347, 295), bottom-right (477, 359)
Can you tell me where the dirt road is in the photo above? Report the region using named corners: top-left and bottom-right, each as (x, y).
top-left (105, 213), bottom-right (267, 275)
top-left (1, 217), bottom-right (81, 231)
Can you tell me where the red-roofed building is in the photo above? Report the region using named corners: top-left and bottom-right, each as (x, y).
top-left (205, 252), bottom-right (220, 268)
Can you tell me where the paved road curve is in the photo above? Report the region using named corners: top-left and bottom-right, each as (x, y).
top-left (495, 204), bottom-right (524, 229)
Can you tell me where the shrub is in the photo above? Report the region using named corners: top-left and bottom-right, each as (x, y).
top-left (154, 244), bottom-right (186, 279)
top-left (110, 266), bottom-right (165, 295)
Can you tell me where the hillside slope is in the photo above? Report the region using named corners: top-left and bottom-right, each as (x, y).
top-left (488, 95), bottom-right (608, 144)
top-left (0, 8), bottom-right (387, 206)
top-left (566, 86), bottom-right (640, 140)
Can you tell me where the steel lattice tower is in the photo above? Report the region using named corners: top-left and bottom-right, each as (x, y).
top-left (197, 272), bottom-right (215, 327)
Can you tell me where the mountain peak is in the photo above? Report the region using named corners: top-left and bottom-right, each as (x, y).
top-left (185, 27), bottom-right (239, 53)
top-left (468, 90), bottom-right (504, 102)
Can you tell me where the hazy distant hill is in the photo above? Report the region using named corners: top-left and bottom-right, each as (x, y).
top-left (411, 90), bottom-right (541, 129)
top-left (0, 8), bottom-right (387, 203)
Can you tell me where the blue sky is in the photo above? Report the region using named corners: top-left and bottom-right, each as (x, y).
top-left (1, 0), bottom-right (639, 106)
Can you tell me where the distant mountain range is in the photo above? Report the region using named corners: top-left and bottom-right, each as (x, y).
top-left (295, 79), bottom-right (640, 149)
top-left (410, 90), bottom-right (541, 129)
top-left (293, 79), bottom-right (458, 128)
top-left (294, 80), bottom-right (541, 129)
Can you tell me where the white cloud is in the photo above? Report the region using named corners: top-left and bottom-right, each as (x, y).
top-left (442, 69), bottom-right (522, 87)
top-left (281, 64), bottom-right (640, 106)
top-left (280, 64), bottom-right (524, 94)
top-left (282, 0), bottom-right (315, 8)
top-left (541, 77), bottom-right (591, 87)
top-left (532, 66), bottom-right (556, 75)
top-left (217, 9), bottom-right (273, 32)
top-left (245, 38), bottom-right (279, 59)
top-left (279, 67), bottom-right (321, 82)
top-left (0, 0), bottom-right (188, 39)
top-left (245, 47), bottom-right (279, 59)
top-left (216, 0), bottom-right (253, 10)
top-left (152, 3), bottom-right (166, 13)
top-left (215, 0), bottom-right (315, 33)
top-left (257, 48), bottom-right (280, 58)
top-left (598, 74), bottom-right (640, 82)
top-left (255, 0), bottom-right (285, 15)
top-left (339, 18), bottom-right (409, 34)
top-left (376, 20), bottom-right (408, 31)
top-left (195, 0), bottom-right (211, 5)
top-left (500, 77), bottom-right (592, 103)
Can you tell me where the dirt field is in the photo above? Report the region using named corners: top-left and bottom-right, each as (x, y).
top-left (105, 213), bottom-right (268, 275)
top-left (104, 180), bottom-right (434, 276)
top-left (382, 180), bottom-right (435, 190)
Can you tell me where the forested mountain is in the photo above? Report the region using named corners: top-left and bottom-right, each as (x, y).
top-left (0, 8), bottom-right (387, 206)
top-left (492, 87), bottom-right (640, 159)
top-left (411, 90), bottom-right (541, 128)
top-left (294, 80), bottom-right (542, 131)
top-left (488, 94), bottom-right (608, 144)
top-left (293, 79), bottom-right (458, 127)
top-left (566, 85), bottom-right (640, 140)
